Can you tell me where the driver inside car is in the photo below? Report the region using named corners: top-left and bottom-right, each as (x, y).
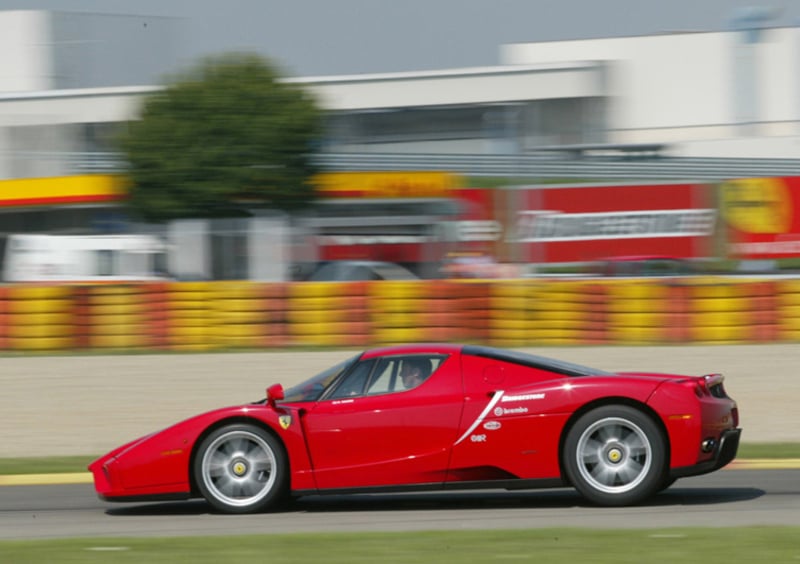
top-left (399, 357), bottom-right (432, 390)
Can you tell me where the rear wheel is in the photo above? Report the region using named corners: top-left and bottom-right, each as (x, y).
top-left (563, 405), bottom-right (666, 506)
top-left (194, 424), bottom-right (288, 514)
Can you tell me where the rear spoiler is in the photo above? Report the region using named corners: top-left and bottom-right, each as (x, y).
top-left (703, 373), bottom-right (724, 387)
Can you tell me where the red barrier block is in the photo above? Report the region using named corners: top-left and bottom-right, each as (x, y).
top-left (663, 285), bottom-right (691, 343)
top-left (0, 287), bottom-right (8, 350)
top-left (72, 285), bottom-right (92, 349)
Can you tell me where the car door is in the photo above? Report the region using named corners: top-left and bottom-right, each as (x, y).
top-left (301, 353), bottom-right (464, 490)
top-left (447, 354), bottom-right (568, 482)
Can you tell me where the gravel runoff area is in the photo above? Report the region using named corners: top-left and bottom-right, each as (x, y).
top-left (1, 343), bottom-right (797, 458)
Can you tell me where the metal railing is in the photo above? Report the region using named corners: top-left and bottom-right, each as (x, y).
top-left (7, 150), bottom-right (800, 181)
top-left (312, 152), bottom-right (800, 181)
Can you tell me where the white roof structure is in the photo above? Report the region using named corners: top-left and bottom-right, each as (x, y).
top-left (286, 62), bottom-right (606, 110)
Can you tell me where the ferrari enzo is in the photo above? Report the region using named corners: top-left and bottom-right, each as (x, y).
top-left (89, 344), bottom-right (741, 513)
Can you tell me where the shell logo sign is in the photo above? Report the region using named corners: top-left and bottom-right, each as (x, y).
top-left (0, 175), bottom-right (127, 207)
top-left (722, 177), bottom-right (800, 259)
top-left (720, 178), bottom-right (792, 234)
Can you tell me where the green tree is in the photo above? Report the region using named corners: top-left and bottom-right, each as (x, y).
top-left (120, 53), bottom-right (323, 221)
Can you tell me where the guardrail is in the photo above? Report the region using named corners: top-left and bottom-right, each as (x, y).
top-left (313, 152), bottom-right (800, 181)
top-left (6, 151), bottom-right (800, 181)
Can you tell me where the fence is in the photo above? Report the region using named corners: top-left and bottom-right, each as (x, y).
top-left (0, 277), bottom-right (797, 352)
top-left (45, 151), bottom-right (800, 182)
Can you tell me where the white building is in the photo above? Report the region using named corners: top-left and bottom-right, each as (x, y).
top-left (1, 9), bottom-right (800, 181)
top-left (502, 27), bottom-right (800, 158)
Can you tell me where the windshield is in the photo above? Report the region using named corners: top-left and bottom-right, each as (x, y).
top-left (372, 264), bottom-right (417, 280)
top-left (281, 354), bottom-right (360, 402)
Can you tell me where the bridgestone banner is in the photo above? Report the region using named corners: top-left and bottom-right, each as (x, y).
top-left (509, 183), bottom-right (715, 263)
top-left (513, 209), bottom-right (716, 242)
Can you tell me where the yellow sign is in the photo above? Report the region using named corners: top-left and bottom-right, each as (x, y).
top-left (313, 171), bottom-right (459, 199)
top-left (279, 415), bottom-right (292, 430)
top-left (720, 178), bottom-right (792, 234)
top-left (0, 175), bottom-right (127, 207)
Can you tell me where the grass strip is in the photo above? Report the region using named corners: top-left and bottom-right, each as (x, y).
top-left (736, 442), bottom-right (800, 459)
top-left (0, 456), bottom-right (95, 475)
top-left (0, 528), bottom-right (799, 563)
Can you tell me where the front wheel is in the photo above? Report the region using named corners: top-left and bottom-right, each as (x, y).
top-left (563, 405), bottom-right (667, 506)
top-left (193, 424), bottom-right (288, 514)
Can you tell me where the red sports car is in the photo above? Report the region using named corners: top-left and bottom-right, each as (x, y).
top-left (89, 344), bottom-right (741, 513)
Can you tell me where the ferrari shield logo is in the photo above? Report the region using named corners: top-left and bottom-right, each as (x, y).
top-left (279, 415), bottom-right (292, 430)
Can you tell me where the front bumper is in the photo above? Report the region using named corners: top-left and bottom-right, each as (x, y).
top-left (89, 457), bottom-right (192, 502)
top-left (670, 427), bottom-right (742, 479)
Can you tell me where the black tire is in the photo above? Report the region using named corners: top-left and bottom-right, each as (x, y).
top-left (658, 477), bottom-right (678, 492)
top-left (563, 405), bottom-right (667, 506)
top-left (193, 424), bottom-right (288, 514)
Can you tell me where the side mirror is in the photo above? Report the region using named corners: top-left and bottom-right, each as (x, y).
top-left (266, 383), bottom-right (284, 407)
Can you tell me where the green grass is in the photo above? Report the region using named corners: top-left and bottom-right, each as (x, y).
top-left (1, 528), bottom-right (799, 563)
top-left (0, 455), bottom-right (95, 475)
top-left (736, 442), bottom-right (800, 459)
top-left (0, 442), bottom-right (798, 476)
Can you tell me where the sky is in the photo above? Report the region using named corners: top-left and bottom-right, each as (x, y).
top-left (1, 0), bottom-right (798, 77)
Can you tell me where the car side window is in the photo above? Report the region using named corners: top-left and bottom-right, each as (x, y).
top-left (329, 359), bottom-right (376, 399)
top-left (365, 354), bottom-right (447, 395)
top-left (365, 358), bottom-right (399, 394)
